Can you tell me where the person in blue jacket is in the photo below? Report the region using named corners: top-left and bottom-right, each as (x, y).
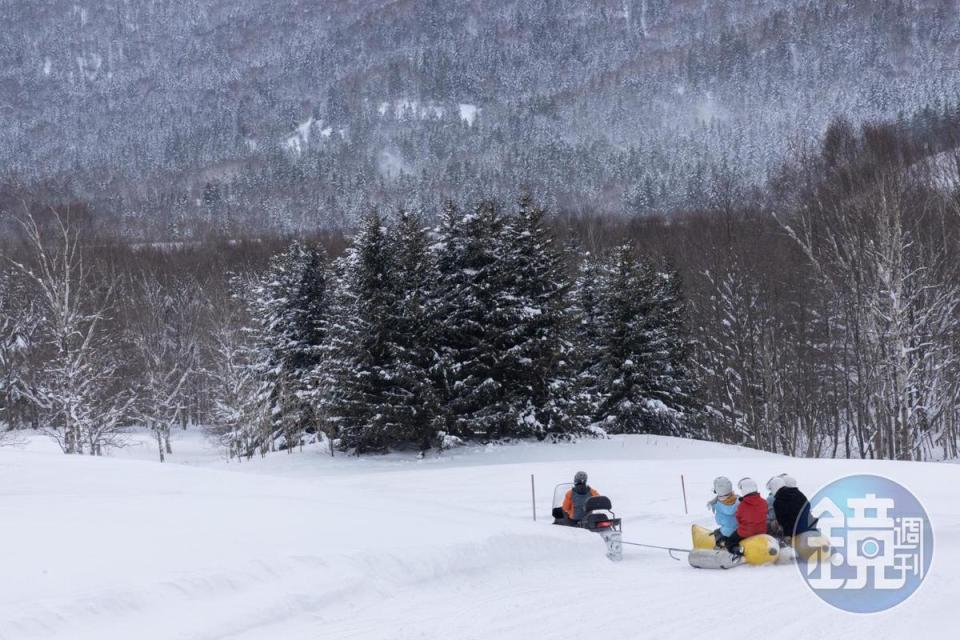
top-left (707, 476), bottom-right (738, 546)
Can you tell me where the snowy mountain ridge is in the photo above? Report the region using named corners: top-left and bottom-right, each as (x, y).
top-left (4, 0), bottom-right (959, 233)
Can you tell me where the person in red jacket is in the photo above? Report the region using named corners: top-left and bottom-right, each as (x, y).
top-left (724, 477), bottom-right (767, 555)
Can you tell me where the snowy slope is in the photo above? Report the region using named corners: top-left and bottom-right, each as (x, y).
top-left (1, 433), bottom-right (958, 640)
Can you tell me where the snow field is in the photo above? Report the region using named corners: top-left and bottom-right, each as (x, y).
top-left (1, 433), bottom-right (958, 639)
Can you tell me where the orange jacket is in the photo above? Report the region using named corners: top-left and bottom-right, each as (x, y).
top-left (562, 486), bottom-right (600, 520)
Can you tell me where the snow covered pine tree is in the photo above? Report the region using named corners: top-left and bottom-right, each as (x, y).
top-left (248, 242), bottom-right (329, 454)
top-left (497, 197), bottom-right (580, 439)
top-left (587, 244), bottom-right (694, 435)
top-left (321, 212), bottom-right (404, 453)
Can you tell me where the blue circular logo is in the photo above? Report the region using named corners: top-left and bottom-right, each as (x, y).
top-left (798, 474), bottom-right (933, 613)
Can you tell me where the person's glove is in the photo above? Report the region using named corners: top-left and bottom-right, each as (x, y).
top-left (707, 496), bottom-right (718, 512)
top-left (711, 528), bottom-right (726, 547)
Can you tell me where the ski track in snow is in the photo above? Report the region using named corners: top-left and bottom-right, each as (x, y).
top-left (1, 433), bottom-right (958, 639)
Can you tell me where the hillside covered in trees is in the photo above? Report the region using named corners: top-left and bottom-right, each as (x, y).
top-left (3, 0), bottom-right (960, 237)
top-left (2, 112), bottom-right (959, 461)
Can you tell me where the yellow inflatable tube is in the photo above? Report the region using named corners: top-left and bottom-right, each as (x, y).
top-left (691, 525), bottom-right (778, 566)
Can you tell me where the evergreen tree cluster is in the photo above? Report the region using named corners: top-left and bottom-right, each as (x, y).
top-left (235, 199), bottom-right (697, 455)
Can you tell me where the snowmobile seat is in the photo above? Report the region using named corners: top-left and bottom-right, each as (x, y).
top-left (584, 496), bottom-right (612, 512)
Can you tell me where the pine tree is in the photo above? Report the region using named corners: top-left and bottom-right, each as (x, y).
top-left (382, 210), bottom-right (441, 449)
top-left (248, 241), bottom-right (329, 453)
top-left (431, 201), bottom-right (514, 440)
top-left (595, 245), bottom-right (653, 433)
top-left (644, 264), bottom-right (697, 435)
top-left (592, 245), bottom-right (693, 435)
top-left (285, 244), bottom-right (330, 443)
top-left (321, 212), bottom-right (399, 453)
top-left (571, 251), bottom-right (613, 428)
top-left (498, 197), bottom-right (579, 438)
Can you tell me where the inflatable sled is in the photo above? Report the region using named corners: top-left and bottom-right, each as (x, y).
top-left (689, 525), bottom-right (779, 569)
top-left (791, 530), bottom-right (832, 562)
top-left (552, 483), bottom-right (623, 562)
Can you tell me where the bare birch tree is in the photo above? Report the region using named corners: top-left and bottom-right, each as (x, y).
top-left (779, 155), bottom-right (960, 460)
top-left (125, 271), bottom-right (199, 462)
top-left (7, 209), bottom-right (132, 454)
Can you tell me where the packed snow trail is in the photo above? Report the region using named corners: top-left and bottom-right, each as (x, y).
top-left (1, 434), bottom-right (958, 639)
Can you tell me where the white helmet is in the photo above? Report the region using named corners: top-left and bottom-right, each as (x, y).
top-left (766, 475), bottom-right (786, 495)
top-left (713, 476), bottom-right (733, 496)
top-left (780, 473), bottom-right (797, 488)
top-left (738, 477), bottom-right (759, 495)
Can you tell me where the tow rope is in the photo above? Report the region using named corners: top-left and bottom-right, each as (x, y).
top-left (620, 540), bottom-right (692, 561)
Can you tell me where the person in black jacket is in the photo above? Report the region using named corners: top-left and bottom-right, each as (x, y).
top-left (769, 475), bottom-right (818, 536)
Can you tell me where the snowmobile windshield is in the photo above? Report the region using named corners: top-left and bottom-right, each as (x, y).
top-left (553, 482), bottom-right (574, 508)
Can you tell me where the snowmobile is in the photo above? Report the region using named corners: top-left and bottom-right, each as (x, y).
top-left (551, 482), bottom-right (623, 561)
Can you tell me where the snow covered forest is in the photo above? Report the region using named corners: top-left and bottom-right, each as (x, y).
top-left (2, 111), bottom-right (959, 461)
top-left (6, 4), bottom-right (960, 639)
top-left (3, 0), bottom-right (960, 236)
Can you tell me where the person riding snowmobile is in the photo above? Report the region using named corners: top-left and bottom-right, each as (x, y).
top-left (561, 471), bottom-right (600, 522)
top-left (724, 477), bottom-right (767, 554)
top-left (707, 476), bottom-right (738, 546)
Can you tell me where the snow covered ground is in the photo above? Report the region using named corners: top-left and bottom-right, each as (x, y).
top-left (1, 431), bottom-right (957, 639)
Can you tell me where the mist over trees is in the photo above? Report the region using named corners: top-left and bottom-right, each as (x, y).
top-left (3, 0), bottom-right (960, 237)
